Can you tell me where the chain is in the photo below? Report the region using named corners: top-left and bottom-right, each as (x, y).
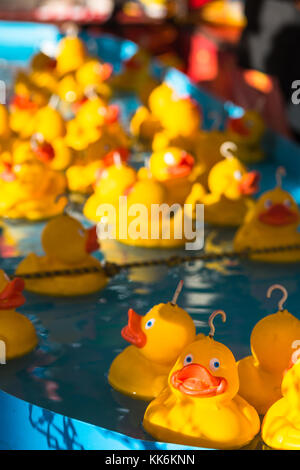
top-left (9, 243), bottom-right (300, 280)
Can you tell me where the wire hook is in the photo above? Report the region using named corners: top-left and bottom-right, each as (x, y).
top-left (220, 142), bottom-right (237, 159)
top-left (171, 280), bottom-right (184, 306)
top-left (276, 166), bottom-right (286, 188)
top-left (267, 284), bottom-right (288, 311)
top-left (208, 310), bottom-right (227, 338)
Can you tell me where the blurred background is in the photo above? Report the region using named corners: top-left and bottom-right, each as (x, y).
top-left (0, 0), bottom-right (300, 140)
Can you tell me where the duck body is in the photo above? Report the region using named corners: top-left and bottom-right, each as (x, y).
top-left (262, 358), bottom-right (300, 449)
top-left (238, 309), bottom-right (300, 415)
top-left (16, 215), bottom-right (107, 296)
top-left (0, 271), bottom-right (37, 360)
top-left (109, 302), bottom-right (196, 400)
top-left (234, 187), bottom-right (300, 261)
top-left (144, 335), bottom-right (260, 449)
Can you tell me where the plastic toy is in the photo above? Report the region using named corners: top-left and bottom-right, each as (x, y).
top-left (143, 310), bottom-right (260, 449)
top-left (56, 34), bottom-right (87, 77)
top-left (0, 270), bottom-right (37, 360)
top-left (148, 147), bottom-right (196, 205)
top-left (0, 160), bottom-right (67, 221)
top-left (16, 214), bottom-right (107, 296)
top-left (189, 142), bottom-right (260, 226)
top-left (108, 281), bottom-right (196, 400)
top-left (234, 167), bottom-right (300, 261)
top-left (227, 110), bottom-right (265, 164)
top-left (238, 284), bottom-right (300, 415)
top-left (262, 346), bottom-right (300, 449)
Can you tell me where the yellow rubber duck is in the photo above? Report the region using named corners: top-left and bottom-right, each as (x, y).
top-left (9, 93), bottom-right (39, 139)
top-left (148, 147), bottom-right (196, 205)
top-left (84, 160), bottom-right (137, 222)
top-left (76, 59), bottom-right (112, 89)
top-left (56, 33), bottom-right (87, 77)
top-left (13, 134), bottom-right (73, 171)
top-left (131, 83), bottom-right (201, 143)
top-left (0, 159), bottom-right (67, 221)
top-left (234, 167), bottom-right (300, 261)
top-left (262, 347), bottom-right (300, 449)
top-left (34, 103), bottom-right (66, 141)
top-left (16, 214), bottom-right (107, 296)
top-left (108, 281), bottom-right (196, 400)
top-left (57, 73), bottom-right (84, 106)
top-left (238, 284), bottom-right (300, 415)
top-left (67, 147), bottom-right (129, 194)
top-left (29, 52), bottom-right (58, 95)
top-left (190, 142), bottom-right (260, 226)
top-left (0, 270), bottom-right (38, 360)
top-left (143, 310), bottom-right (260, 449)
top-left (227, 110), bottom-right (265, 164)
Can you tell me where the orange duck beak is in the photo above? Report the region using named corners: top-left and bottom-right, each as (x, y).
top-left (102, 148), bottom-right (130, 167)
top-left (85, 226), bottom-right (100, 253)
top-left (0, 278), bottom-right (26, 310)
top-left (239, 171), bottom-right (260, 195)
top-left (171, 363), bottom-right (227, 397)
top-left (259, 203), bottom-right (299, 226)
top-left (167, 152), bottom-right (195, 179)
top-left (121, 308), bottom-right (147, 348)
top-left (33, 142), bottom-right (55, 163)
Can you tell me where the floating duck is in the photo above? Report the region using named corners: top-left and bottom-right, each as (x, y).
top-left (227, 110), bottom-right (265, 164)
top-left (0, 160), bottom-right (67, 221)
top-left (16, 214), bottom-right (107, 296)
top-left (84, 160), bottom-right (137, 222)
top-left (148, 147), bottom-right (196, 205)
top-left (234, 167), bottom-right (300, 261)
top-left (189, 142), bottom-right (260, 226)
top-left (56, 32), bottom-right (87, 77)
top-left (67, 148), bottom-right (129, 194)
top-left (238, 284), bottom-right (300, 415)
top-left (262, 344), bottom-right (300, 449)
top-left (0, 270), bottom-right (37, 360)
top-left (109, 281), bottom-right (196, 400)
top-left (131, 83), bottom-right (201, 144)
top-left (143, 310), bottom-right (260, 449)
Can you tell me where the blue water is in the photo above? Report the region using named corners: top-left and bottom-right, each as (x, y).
top-left (1, 218), bottom-right (300, 445)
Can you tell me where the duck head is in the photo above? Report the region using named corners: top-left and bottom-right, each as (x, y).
top-left (149, 147), bottom-right (195, 181)
top-left (121, 302), bottom-right (196, 366)
top-left (0, 270), bottom-right (25, 310)
top-left (95, 163), bottom-right (137, 204)
top-left (228, 110), bottom-right (265, 146)
top-left (252, 187), bottom-right (299, 228)
top-left (251, 285), bottom-right (300, 375)
top-left (41, 214), bottom-right (99, 265)
top-left (208, 157), bottom-right (260, 200)
top-left (169, 334), bottom-right (239, 402)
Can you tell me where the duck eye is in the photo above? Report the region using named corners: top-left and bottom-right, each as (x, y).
top-left (78, 229), bottom-right (85, 237)
top-left (209, 358), bottom-right (220, 371)
top-left (234, 170), bottom-right (242, 181)
top-left (264, 199), bottom-right (272, 209)
top-left (184, 354), bottom-right (193, 366)
top-left (145, 318), bottom-right (155, 330)
top-left (284, 199), bottom-right (292, 208)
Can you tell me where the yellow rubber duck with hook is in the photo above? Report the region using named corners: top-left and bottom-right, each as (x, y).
top-left (109, 281), bottom-right (196, 401)
top-left (262, 342), bottom-right (300, 449)
top-left (187, 142), bottom-right (260, 226)
top-left (16, 205), bottom-right (107, 296)
top-left (234, 167), bottom-right (300, 262)
top-left (0, 270), bottom-right (37, 360)
top-left (143, 310), bottom-right (260, 449)
top-left (238, 284), bottom-right (300, 415)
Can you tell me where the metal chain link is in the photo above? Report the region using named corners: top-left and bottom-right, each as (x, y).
top-left (10, 243), bottom-right (300, 280)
